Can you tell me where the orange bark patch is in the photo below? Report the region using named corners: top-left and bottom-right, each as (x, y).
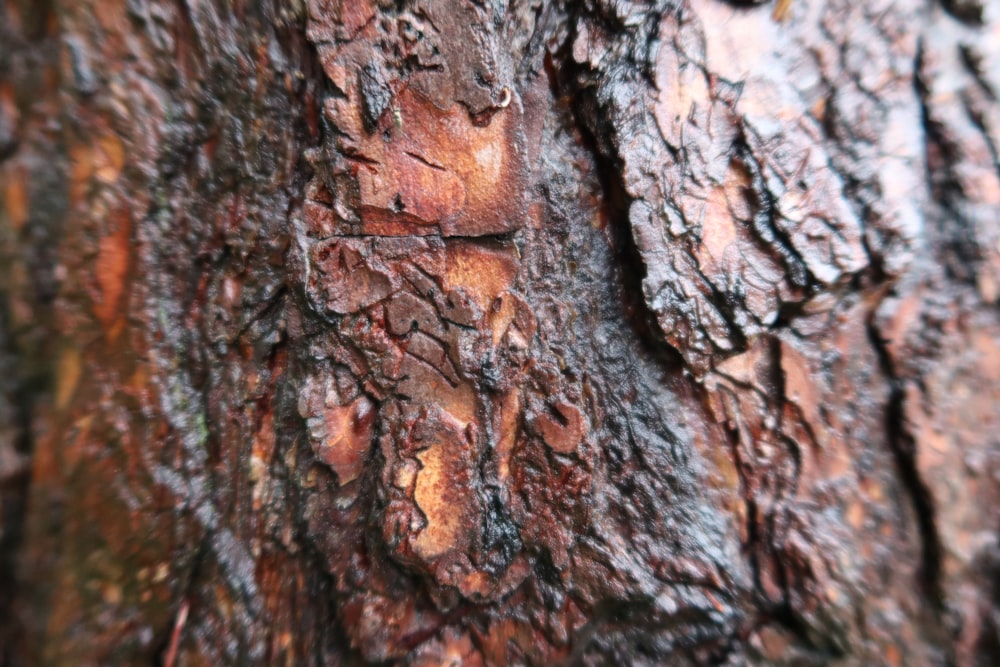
top-left (443, 239), bottom-right (518, 312)
top-left (312, 395), bottom-right (375, 485)
top-left (410, 629), bottom-right (484, 667)
top-left (0, 83), bottom-right (17, 131)
top-left (532, 401), bottom-right (587, 454)
top-left (700, 185), bottom-right (738, 265)
top-left (779, 341), bottom-right (824, 447)
top-left (350, 87), bottom-right (528, 236)
top-left (412, 420), bottom-right (476, 561)
top-left (94, 133), bottom-right (126, 184)
top-left (356, 149), bottom-right (465, 228)
top-left (307, 0), bottom-right (377, 42)
top-left (309, 238), bottom-right (393, 314)
top-left (396, 356), bottom-right (478, 427)
top-left (2, 165), bottom-right (29, 231)
top-left (699, 158), bottom-right (754, 277)
top-left (55, 345), bottom-right (83, 412)
top-left (69, 142), bottom-right (95, 205)
top-left (94, 207), bottom-right (132, 331)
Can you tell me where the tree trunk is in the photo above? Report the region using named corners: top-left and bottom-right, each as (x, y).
top-left (2, 0), bottom-right (999, 664)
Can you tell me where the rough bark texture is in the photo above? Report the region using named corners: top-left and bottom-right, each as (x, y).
top-left (1, 0), bottom-right (999, 664)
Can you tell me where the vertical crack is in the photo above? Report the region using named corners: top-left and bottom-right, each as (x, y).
top-left (545, 4), bottom-right (685, 369)
top-left (0, 302), bottom-right (35, 667)
top-left (865, 310), bottom-right (944, 607)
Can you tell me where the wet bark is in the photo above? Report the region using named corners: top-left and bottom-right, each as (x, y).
top-left (1, 0), bottom-right (999, 664)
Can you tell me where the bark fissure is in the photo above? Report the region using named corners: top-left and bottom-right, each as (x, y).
top-left (866, 309), bottom-right (945, 605)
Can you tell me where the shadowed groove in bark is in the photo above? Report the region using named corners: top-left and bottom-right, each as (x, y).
top-left (0, 1), bottom-right (65, 659)
top-left (0, 303), bottom-right (36, 667)
top-left (916, 36), bottom-right (985, 286)
top-left (549, 4), bottom-right (842, 660)
top-left (546, 3), bottom-right (687, 371)
top-left (865, 307), bottom-right (944, 608)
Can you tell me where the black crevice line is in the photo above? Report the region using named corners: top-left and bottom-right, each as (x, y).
top-left (864, 309), bottom-right (944, 608)
top-left (876, 46), bottom-right (950, 612)
top-left (553, 1), bottom-right (775, 656)
top-left (547, 5), bottom-right (686, 371)
top-left (0, 314), bottom-right (37, 667)
top-left (916, 38), bottom-right (983, 285)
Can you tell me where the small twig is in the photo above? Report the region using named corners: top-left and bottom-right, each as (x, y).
top-left (772, 0), bottom-right (793, 22)
top-left (163, 600), bottom-right (190, 667)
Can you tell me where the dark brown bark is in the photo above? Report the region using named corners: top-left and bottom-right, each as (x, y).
top-left (1, 0), bottom-right (999, 664)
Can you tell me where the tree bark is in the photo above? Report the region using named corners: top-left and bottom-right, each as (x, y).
top-left (1, 0), bottom-right (999, 664)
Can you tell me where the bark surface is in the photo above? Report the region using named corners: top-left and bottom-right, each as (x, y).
top-left (1, 0), bottom-right (999, 665)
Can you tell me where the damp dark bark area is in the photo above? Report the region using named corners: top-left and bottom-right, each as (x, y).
top-left (2, 0), bottom-right (999, 665)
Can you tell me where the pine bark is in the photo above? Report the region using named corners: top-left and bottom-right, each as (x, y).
top-left (1, 0), bottom-right (999, 664)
